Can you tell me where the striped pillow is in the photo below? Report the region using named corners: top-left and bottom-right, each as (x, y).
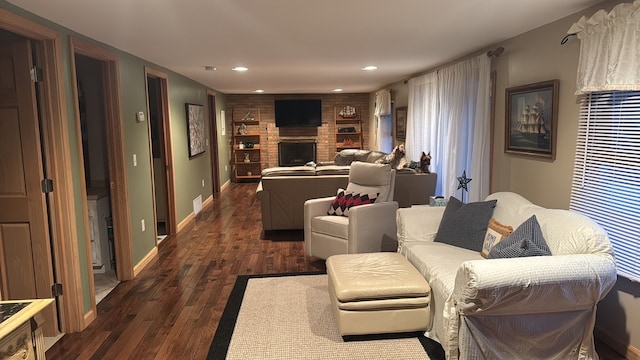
top-left (488, 215), bottom-right (552, 258)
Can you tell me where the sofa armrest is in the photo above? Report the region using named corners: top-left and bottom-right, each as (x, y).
top-left (303, 196), bottom-right (335, 254)
top-left (255, 181), bottom-right (272, 230)
top-left (450, 254), bottom-right (617, 316)
top-left (396, 206), bottom-right (446, 250)
top-left (347, 201), bottom-right (399, 253)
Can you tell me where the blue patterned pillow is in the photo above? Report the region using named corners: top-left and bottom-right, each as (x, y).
top-left (434, 197), bottom-right (497, 252)
top-left (487, 215), bottom-right (552, 258)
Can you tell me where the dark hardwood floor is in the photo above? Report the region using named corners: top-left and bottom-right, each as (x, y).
top-left (46, 182), bottom-right (627, 359)
top-left (46, 183), bottom-right (325, 359)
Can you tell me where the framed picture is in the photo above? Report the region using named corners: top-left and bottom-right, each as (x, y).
top-left (396, 106), bottom-right (407, 140)
top-left (505, 80), bottom-right (558, 160)
top-left (186, 103), bottom-right (206, 158)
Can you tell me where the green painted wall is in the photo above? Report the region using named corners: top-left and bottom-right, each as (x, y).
top-left (0, 1), bottom-right (229, 314)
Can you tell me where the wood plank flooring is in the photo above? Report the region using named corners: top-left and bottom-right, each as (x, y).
top-left (45, 182), bottom-right (627, 359)
top-left (46, 183), bottom-right (325, 359)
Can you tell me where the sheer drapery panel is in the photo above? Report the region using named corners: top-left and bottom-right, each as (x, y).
top-left (406, 54), bottom-right (491, 201)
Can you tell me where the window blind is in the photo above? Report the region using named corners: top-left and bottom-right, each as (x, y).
top-left (570, 91), bottom-right (640, 282)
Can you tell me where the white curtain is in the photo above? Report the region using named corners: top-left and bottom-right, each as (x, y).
top-left (406, 54), bottom-right (491, 201)
top-left (374, 89), bottom-right (392, 151)
top-left (406, 72), bottom-right (440, 181)
top-left (568, 0), bottom-right (640, 95)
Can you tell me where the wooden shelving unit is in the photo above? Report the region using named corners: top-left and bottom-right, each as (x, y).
top-left (232, 107), bottom-right (261, 181)
top-left (334, 105), bottom-right (362, 151)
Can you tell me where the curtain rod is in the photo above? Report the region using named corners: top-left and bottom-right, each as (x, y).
top-left (402, 46), bottom-right (505, 84)
top-left (561, 33), bottom-right (577, 45)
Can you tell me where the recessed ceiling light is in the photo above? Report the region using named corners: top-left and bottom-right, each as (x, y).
top-left (255, 89), bottom-right (264, 93)
top-left (204, 66), bottom-right (216, 71)
top-left (333, 88), bottom-right (343, 92)
top-left (232, 66), bottom-right (248, 72)
top-left (362, 65), bottom-right (378, 71)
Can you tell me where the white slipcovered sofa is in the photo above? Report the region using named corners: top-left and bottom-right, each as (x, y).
top-left (396, 192), bottom-right (617, 359)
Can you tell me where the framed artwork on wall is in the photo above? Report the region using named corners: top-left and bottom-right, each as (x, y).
top-left (505, 80), bottom-right (559, 160)
top-left (396, 106), bottom-right (407, 140)
top-left (186, 103), bottom-right (205, 158)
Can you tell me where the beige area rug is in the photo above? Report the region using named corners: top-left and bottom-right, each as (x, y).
top-left (208, 273), bottom-right (444, 360)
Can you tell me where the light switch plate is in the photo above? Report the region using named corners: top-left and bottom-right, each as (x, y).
top-left (136, 111), bottom-right (146, 122)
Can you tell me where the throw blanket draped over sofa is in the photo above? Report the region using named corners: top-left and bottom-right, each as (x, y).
top-left (396, 192), bottom-right (617, 359)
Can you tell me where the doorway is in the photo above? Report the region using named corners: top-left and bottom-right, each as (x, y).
top-left (145, 68), bottom-right (176, 242)
top-left (74, 54), bottom-right (119, 304)
top-left (0, 29), bottom-right (59, 336)
top-left (208, 91), bottom-right (221, 195)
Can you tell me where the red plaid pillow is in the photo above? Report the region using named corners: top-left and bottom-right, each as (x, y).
top-left (327, 188), bottom-right (378, 217)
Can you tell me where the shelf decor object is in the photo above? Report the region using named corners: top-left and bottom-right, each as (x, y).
top-left (186, 103), bottom-right (205, 158)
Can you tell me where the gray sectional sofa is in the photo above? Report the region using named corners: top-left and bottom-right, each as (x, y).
top-left (256, 149), bottom-right (437, 231)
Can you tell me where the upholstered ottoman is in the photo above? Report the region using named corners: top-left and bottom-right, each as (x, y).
top-left (326, 252), bottom-right (431, 337)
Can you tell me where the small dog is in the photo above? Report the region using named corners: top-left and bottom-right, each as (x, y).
top-left (420, 151), bottom-right (431, 173)
top-left (377, 144), bottom-right (408, 170)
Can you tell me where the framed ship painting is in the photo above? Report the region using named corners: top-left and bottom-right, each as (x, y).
top-left (505, 80), bottom-right (558, 160)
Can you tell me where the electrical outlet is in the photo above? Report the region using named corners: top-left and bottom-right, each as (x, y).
top-left (141, 219), bottom-right (145, 232)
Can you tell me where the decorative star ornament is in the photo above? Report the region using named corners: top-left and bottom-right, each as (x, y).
top-left (457, 170), bottom-right (472, 203)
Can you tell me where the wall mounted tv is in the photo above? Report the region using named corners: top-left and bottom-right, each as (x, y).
top-left (274, 99), bottom-right (322, 127)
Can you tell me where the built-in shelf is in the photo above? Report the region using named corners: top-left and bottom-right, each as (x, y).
top-left (231, 107), bottom-right (262, 181)
top-left (334, 105), bottom-right (362, 151)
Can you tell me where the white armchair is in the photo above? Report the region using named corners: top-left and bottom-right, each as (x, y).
top-left (304, 162), bottom-right (398, 260)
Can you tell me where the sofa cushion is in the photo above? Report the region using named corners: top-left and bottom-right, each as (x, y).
top-left (327, 188), bottom-right (379, 217)
top-left (366, 151), bottom-right (387, 163)
top-left (480, 218), bottom-right (514, 258)
top-left (488, 215), bottom-right (552, 258)
top-left (311, 215), bottom-right (349, 239)
top-left (260, 166), bottom-right (316, 177)
top-left (434, 197), bottom-right (497, 252)
top-left (315, 165), bottom-right (350, 175)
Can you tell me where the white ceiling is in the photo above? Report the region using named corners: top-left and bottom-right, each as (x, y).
top-left (8, 0), bottom-right (604, 94)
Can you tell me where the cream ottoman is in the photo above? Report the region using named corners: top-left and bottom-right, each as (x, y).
top-left (326, 252), bottom-right (431, 337)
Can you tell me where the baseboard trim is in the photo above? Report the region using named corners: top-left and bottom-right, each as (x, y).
top-left (221, 179), bottom-right (231, 192)
top-left (177, 211), bottom-right (195, 232)
top-left (203, 194), bottom-right (213, 208)
top-left (595, 326), bottom-right (640, 360)
top-left (133, 247), bottom-right (158, 278)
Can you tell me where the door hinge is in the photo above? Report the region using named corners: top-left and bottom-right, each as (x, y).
top-left (52, 283), bottom-right (63, 297)
top-left (41, 179), bottom-right (54, 193)
top-left (30, 66), bottom-right (43, 83)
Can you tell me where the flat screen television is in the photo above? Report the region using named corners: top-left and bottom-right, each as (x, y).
top-left (274, 99), bottom-right (322, 127)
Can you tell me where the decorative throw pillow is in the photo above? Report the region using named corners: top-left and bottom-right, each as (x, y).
top-left (434, 197), bottom-right (497, 252)
top-left (480, 218), bottom-right (513, 258)
top-left (488, 215), bottom-right (552, 259)
top-left (327, 189), bottom-right (378, 217)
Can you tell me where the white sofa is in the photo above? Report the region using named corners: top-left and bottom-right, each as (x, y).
top-left (396, 192), bottom-right (617, 359)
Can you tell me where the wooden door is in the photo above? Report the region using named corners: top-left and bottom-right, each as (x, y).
top-left (0, 38), bottom-right (58, 334)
